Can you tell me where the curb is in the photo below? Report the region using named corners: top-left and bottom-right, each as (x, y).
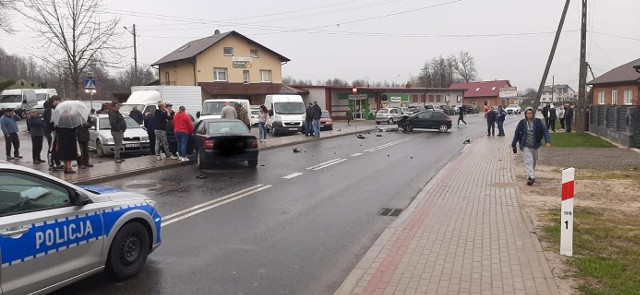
top-left (259, 126), bottom-right (378, 151)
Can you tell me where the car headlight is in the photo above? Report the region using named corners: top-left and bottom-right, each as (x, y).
top-left (141, 136), bottom-right (149, 142)
top-left (104, 137), bottom-right (114, 144)
top-left (274, 115), bottom-right (282, 120)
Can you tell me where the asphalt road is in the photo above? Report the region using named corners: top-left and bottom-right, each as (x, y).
top-left (51, 114), bottom-right (521, 295)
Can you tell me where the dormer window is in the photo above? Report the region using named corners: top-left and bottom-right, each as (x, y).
top-left (475, 87), bottom-right (480, 91)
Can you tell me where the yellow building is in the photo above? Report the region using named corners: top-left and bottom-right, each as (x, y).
top-left (153, 30), bottom-right (293, 104)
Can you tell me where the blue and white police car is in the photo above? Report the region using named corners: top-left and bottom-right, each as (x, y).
top-left (0, 162), bottom-right (161, 294)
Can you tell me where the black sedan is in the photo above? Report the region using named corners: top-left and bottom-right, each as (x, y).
top-left (402, 110), bottom-right (452, 133)
top-left (193, 119), bottom-right (259, 169)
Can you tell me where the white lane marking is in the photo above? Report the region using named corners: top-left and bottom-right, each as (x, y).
top-left (306, 158), bottom-right (343, 170)
top-left (350, 153), bottom-right (363, 157)
top-left (162, 184), bottom-right (265, 221)
top-left (162, 185), bottom-right (272, 227)
top-left (364, 138), bottom-right (411, 153)
top-left (311, 158), bottom-right (347, 170)
top-left (282, 172), bottom-right (304, 179)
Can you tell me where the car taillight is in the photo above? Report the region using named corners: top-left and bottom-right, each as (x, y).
top-left (250, 139), bottom-right (258, 148)
top-left (446, 117), bottom-right (452, 122)
top-left (204, 139), bottom-right (215, 149)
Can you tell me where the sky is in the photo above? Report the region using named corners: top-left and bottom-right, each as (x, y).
top-left (2, 0), bottom-right (640, 91)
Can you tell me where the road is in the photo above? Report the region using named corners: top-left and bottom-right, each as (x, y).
top-left (52, 114), bottom-right (520, 294)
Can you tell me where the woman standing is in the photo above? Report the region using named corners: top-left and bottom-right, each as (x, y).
top-left (173, 106), bottom-right (194, 162)
top-left (258, 105), bottom-right (269, 142)
top-left (55, 109), bottom-right (79, 174)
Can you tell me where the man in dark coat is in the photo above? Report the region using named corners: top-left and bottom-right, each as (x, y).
top-left (27, 110), bottom-right (47, 163)
top-left (311, 101), bottom-right (322, 137)
top-left (76, 115), bottom-right (95, 168)
top-left (486, 107), bottom-right (497, 136)
top-left (548, 104), bottom-right (557, 132)
top-left (129, 106), bottom-right (143, 125)
top-left (457, 105), bottom-right (467, 125)
top-left (108, 101), bottom-right (127, 163)
top-left (305, 103), bottom-right (313, 136)
top-left (143, 112), bottom-right (156, 155)
top-left (43, 96), bottom-right (63, 170)
top-left (541, 103), bottom-right (550, 128)
top-left (564, 104), bottom-right (574, 133)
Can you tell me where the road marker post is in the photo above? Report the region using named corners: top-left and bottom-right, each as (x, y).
top-left (560, 167), bottom-right (575, 256)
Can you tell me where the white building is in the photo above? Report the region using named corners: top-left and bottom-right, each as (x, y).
top-left (540, 84), bottom-right (576, 103)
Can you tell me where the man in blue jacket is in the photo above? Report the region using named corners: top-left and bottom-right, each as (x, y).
top-left (0, 108), bottom-right (23, 160)
top-left (496, 106), bottom-right (507, 136)
top-left (511, 107), bottom-right (552, 186)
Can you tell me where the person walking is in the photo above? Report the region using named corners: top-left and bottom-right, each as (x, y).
top-left (54, 109), bottom-right (78, 174)
top-left (305, 103), bottom-right (313, 136)
top-left (557, 105), bottom-right (565, 130)
top-left (311, 101), bottom-right (322, 138)
top-left (485, 107), bottom-right (497, 136)
top-left (143, 112), bottom-right (156, 155)
top-left (496, 106), bottom-right (507, 136)
top-left (76, 115), bottom-right (94, 169)
top-left (1, 108), bottom-right (22, 160)
top-left (548, 104), bottom-right (557, 132)
top-left (96, 103), bottom-right (109, 114)
top-left (511, 107), bottom-right (551, 186)
top-left (43, 95), bottom-right (63, 170)
top-left (457, 105), bottom-right (467, 125)
top-left (109, 101), bottom-right (127, 163)
top-left (542, 103), bottom-right (550, 128)
top-left (154, 102), bottom-right (176, 160)
top-left (173, 106), bottom-right (194, 162)
top-left (221, 102), bottom-right (237, 119)
top-left (564, 104), bottom-right (574, 133)
top-left (27, 110), bottom-right (47, 164)
top-left (129, 106), bottom-right (143, 125)
top-left (236, 103), bottom-right (251, 129)
top-left (346, 108), bottom-right (353, 125)
top-left (258, 105), bottom-right (269, 142)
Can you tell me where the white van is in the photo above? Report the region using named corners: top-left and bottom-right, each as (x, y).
top-left (33, 89), bottom-right (58, 114)
top-left (121, 86), bottom-right (202, 118)
top-left (264, 94), bottom-right (306, 135)
top-left (0, 89), bottom-right (38, 118)
top-left (199, 99), bottom-right (250, 120)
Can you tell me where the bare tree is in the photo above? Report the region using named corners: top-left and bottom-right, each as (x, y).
top-left (456, 51), bottom-right (478, 83)
top-left (21, 0), bottom-right (121, 98)
top-left (0, 0), bottom-right (16, 34)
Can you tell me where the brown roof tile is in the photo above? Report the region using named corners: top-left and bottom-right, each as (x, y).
top-left (449, 80), bottom-right (512, 98)
top-left (588, 57), bottom-right (640, 85)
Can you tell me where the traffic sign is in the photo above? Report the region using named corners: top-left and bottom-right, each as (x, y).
top-left (84, 79), bottom-right (97, 90)
top-left (560, 167), bottom-right (575, 257)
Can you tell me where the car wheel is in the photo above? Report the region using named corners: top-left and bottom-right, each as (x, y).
top-left (96, 140), bottom-right (105, 158)
top-left (387, 118), bottom-right (394, 124)
top-left (439, 124), bottom-right (449, 133)
top-left (196, 150), bottom-right (208, 169)
top-left (406, 124), bottom-right (414, 132)
top-left (106, 222), bottom-right (150, 280)
top-left (248, 159), bottom-right (258, 168)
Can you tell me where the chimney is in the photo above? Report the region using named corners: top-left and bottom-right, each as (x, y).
top-left (214, 29), bottom-right (221, 35)
top-left (405, 82), bottom-right (411, 88)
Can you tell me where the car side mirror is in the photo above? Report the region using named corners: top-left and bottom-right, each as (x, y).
top-left (89, 125), bottom-right (96, 130)
top-left (269, 110), bottom-right (274, 116)
top-left (196, 111), bottom-right (201, 118)
top-left (23, 99), bottom-right (27, 104)
top-left (72, 191), bottom-right (92, 206)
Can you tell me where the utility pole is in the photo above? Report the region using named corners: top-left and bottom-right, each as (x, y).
top-left (534, 0), bottom-right (571, 111)
top-left (576, 0), bottom-right (588, 132)
top-left (551, 75), bottom-right (555, 103)
top-left (124, 24), bottom-right (138, 85)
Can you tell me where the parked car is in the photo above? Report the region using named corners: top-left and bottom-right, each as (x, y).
top-left (193, 119), bottom-right (259, 169)
top-left (505, 104), bottom-right (522, 115)
top-left (375, 108), bottom-right (406, 124)
top-left (88, 114), bottom-right (151, 157)
top-left (400, 107), bottom-right (414, 116)
top-left (407, 106), bottom-right (423, 113)
top-left (0, 162), bottom-right (162, 294)
top-left (250, 109), bottom-right (260, 126)
top-left (439, 105), bottom-right (455, 115)
top-left (320, 110), bottom-right (333, 130)
top-left (401, 110), bottom-right (452, 133)
top-left (464, 105), bottom-right (480, 114)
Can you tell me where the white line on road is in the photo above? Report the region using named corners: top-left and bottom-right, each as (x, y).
top-left (282, 172), bottom-right (304, 179)
top-left (363, 138), bottom-right (412, 153)
top-left (311, 158), bottom-right (347, 170)
top-left (306, 158), bottom-right (344, 170)
top-left (161, 184), bottom-right (269, 227)
top-left (350, 153), bottom-right (363, 157)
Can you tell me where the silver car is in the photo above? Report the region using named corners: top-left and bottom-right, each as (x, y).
top-left (0, 162), bottom-right (162, 294)
top-left (375, 108), bottom-right (406, 124)
top-left (88, 114), bottom-right (151, 157)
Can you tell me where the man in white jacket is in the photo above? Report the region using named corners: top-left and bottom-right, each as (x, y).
top-left (557, 105), bottom-right (565, 130)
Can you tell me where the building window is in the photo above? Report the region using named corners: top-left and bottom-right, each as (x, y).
top-left (214, 68), bottom-right (227, 81)
top-left (250, 49), bottom-right (259, 58)
top-left (624, 90), bottom-right (633, 105)
top-left (223, 47), bottom-right (234, 56)
top-left (457, 95), bottom-right (461, 102)
top-left (436, 95), bottom-right (442, 102)
top-left (611, 90), bottom-right (617, 105)
top-left (428, 95), bottom-right (434, 102)
top-left (411, 95), bottom-right (418, 102)
top-left (164, 72), bottom-right (169, 83)
top-left (483, 100), bottom-right (488, 106)
top-left (598, 91), bottom-right (605, 105)
top-left (260, 70), bottom-right (272, 82)
top-left (243, 70), bottom-right (250, 84)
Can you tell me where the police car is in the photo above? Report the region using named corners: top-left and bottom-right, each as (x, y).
top-left (0, 162), bottom-right (161, 294)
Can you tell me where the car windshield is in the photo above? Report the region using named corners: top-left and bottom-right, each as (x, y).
top-left (35, 94), bottom-right (47, 101)
top-left (201, 102), bottom-right (228, 116)
top-left (0, 95), bottom-right (21, 103)
top-left (377, 109), bottom-right (388, 114)
top-left (251, 110), bottom-right (259, 116)
top-left (274, 102), bottom-right (305, 115)
top-left (321, 111), bottom-right (330, 118)
top-left (208, 121), bottom-right (249, 134)
top-left (99, 117), bottom-right (141, 130)
top-left (119, 104), bottom-right (145, 115)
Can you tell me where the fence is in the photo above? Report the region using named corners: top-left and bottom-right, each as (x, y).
top-left (589, 105), bottom-right (640, 148)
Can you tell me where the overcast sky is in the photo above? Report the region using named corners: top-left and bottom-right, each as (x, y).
top-left (3, 0), bottom-right (640, 90)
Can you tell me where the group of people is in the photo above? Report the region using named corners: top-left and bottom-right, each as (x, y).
top-left (484, 106), bottom-right (508, 136)
top-left (305, 101), bottom-right (322, 137)
top-left (541, 103), bottom-right (574, 133)
top-left (139, 102), bottom-right (193, 162)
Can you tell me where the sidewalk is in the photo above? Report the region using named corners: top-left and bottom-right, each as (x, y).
top-left (335, 123), bottom-right (559, 295)
top-left (4, 120), bottom-right (377, 184)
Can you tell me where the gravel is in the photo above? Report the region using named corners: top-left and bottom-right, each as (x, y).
top-left (539, 148), bottom-right (640, 169)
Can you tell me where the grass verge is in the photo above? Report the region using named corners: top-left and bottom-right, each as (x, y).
top-left (542, 207), bottom-right (640, 295)
top-left (547, 132), bottom-right (616, 148)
